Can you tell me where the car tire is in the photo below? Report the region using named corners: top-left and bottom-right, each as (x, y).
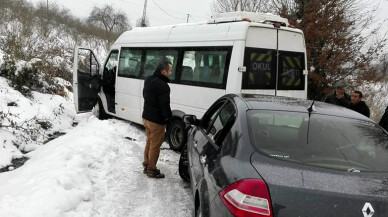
top-left (93, 98), bottom-right (108, 120)
top-left (178, 146), bottom-right (190, 182)
top-left (167, 119), bottom-right (187, 152)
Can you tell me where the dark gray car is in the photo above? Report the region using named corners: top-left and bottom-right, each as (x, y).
top-left (179, 94), bottom-right (388, 217)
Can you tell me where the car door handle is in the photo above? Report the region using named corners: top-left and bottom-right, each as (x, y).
top-left (194, 140), bottom-right (198, 148)
top-left (200, 155), bottom-right (207, 164)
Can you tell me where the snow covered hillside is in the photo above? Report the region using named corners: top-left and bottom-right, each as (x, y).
top-left (0, 75), bottom-right (193, 216)
top-left (0, 76), bottom-right (76, 169)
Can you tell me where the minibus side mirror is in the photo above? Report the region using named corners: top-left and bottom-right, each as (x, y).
top-left (183, 115), bottom-right (199, 126)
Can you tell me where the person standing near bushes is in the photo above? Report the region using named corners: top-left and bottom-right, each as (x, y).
top-left (323, 80), bottom-right (351, 108)
top-left (379, 106), bottom-right (388, 132)
top-left (349, 90), bottom-right (370, 118)
top-left (142, 59), bottom-right (172, 179)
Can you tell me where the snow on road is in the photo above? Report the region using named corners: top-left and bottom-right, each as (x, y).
top-left (0, 114), bottom-right (193, 217)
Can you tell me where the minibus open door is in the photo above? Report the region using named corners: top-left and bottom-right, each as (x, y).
top-left (72, 47), bottom-right (101, 113)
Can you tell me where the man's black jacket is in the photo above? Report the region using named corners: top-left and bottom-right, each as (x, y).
top-left (142, 72), bottom-right (172, 125)
top-left (349, 101), bottom-right (370, 118)
top-left (323, 91), bottom-right (351, 108)
top-left (379, 106), bottom-right (388, 132)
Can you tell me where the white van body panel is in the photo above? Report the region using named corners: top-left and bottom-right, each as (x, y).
top-left (246, 27), bottom-right (277, 49)
top-left (225, 40), bottom-right (245, 94)
top-left (115, 78), bottom-right (142, 123)
top-left (169, 85), bottom-right (225, 119)
top-left (75, 14), bottom-right (307, 123)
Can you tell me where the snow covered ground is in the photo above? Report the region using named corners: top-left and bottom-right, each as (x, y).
top-left (0, 77), bottom-right (193, 217)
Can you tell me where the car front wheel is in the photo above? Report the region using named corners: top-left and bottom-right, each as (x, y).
top-left (178, 145), bottom-right (190, 182)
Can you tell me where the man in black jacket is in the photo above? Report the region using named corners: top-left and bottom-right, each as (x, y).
top-left (323, 80), bottom-right (351, 107)
top-left (349, 90), bottom-right (370, 118)
top-left (142, 60), bottom-right (172, 178)
top-left (379, 106), bottom-right (388, 132)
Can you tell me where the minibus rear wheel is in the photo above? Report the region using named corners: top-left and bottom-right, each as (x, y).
top-left (167, 119), bottom-right (187, 152)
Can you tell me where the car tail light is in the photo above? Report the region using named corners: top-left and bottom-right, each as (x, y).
top-left (220, 179), bottom-right (273, 217)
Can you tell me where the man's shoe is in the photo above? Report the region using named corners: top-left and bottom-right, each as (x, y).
top-left (143, 165), bottom-right (148, 174)
top-left (147, 168), bottom-right (165, 178)
top-left (143, 165), bottom-right (160, 174)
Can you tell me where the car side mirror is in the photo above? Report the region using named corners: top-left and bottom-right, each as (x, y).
top-left (183, 115), bottom-right (199, 126)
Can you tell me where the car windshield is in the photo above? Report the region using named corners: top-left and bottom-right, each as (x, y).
top-left (248, 110), bottom-right (388, 172)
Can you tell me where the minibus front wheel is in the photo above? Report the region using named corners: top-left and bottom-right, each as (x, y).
top-left (93, 98), bottom-right (108, 120)
top-left (167, 119), bottom-right (187, 152)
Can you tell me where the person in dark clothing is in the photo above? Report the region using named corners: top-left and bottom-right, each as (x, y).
top-left (379, 106), bottom-right (388, 132)
top-left (142, 60), bottom-right (172, 179)
top-left (323, 80), bottom-right (351, 107)
top-left (349, 90), bottom-right (370, 118)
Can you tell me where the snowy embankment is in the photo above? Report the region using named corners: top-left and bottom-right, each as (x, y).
top-left (0, 77), bottom-right (76, 168)
top-left (360, 80), bottom-right (388, 121)
top-left (0, 75), bottom-right (193, 216)
top-left (0, 115), bottom-right (193, 217)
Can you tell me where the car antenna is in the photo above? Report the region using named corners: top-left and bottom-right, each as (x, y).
top-left (306, 100), bottom-right (316, 144)
top-left (307, 100), bottom-right (316, 117)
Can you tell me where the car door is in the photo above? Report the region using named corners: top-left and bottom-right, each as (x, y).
top-left (191, 98), bottom-right (237, 191)
top-left (102, 50), bottom-right (119, 114)
top-left (190, 99), bottom-right (227, 188)
top-left (73, 47), bottom-right (101, 113)
top-left (190, 98), bottom-right (237, 215)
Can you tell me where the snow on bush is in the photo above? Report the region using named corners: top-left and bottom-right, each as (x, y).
top-left (0, 77), bottom-right (76, 168)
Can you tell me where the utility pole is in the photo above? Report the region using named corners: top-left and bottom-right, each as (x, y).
top-left (141, 0), bottom-right (148, 27)
top-left (186, 14), bottom-right (190, 23)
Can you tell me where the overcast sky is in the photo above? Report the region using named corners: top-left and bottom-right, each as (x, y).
top-left (29, 0), bottom-right (213, 26)
top-left (27, 0), bottom-right (388, 28)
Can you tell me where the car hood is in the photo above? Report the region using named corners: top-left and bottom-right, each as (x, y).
top-left (251, 152), bottom-right (388, 217)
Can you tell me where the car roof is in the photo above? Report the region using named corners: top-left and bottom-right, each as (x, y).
top-left (233, 94), bottom-right (370, 121)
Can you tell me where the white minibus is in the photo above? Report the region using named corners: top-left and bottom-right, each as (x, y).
top-left (73, 12), bottom-right (308, 151)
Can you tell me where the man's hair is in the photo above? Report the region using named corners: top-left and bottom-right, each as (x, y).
top-left (154, 59), bottom-right (172, 75)
top-left (354, 90), bottom-right (363, 98)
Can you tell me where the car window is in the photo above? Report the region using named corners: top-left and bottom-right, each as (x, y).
top-left (248, 110), bottom-right (388, 172)
top-left (103, 50), bottom-right (119, 77)
top-left (199, 100), bottom-right (224, 131)
top-left (181, 50), bottom-right (228, 85)
top-left (243, 48), bottom-right (276, 89)
top-left (278, 51), bottom-right (305, 90)
top-left (118, 48), bottom-right (142, 78)
top-left (208, 101), bottom-right (236, 142)
top-left (143, 49), bottom-right (178, 80)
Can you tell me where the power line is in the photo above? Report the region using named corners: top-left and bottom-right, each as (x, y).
top-left (150, 0), bottom-right (186, 20)
top-left (118, 0), bottom-right (210, 20)
top-left (189, 14), bottom-right (200, 22)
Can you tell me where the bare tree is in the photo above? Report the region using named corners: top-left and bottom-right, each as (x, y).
top-left (211, 0), bottom-right (273, 13)
top-left (381, 53), bottom-right (388, 76)
top-left (280, 0), bottom-right (387, 99)
top-left (87, 5), bottom-right (131, 44)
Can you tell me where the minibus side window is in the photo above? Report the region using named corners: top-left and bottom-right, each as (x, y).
top-left (118, 48), bottom-right (142, 78)
top-left (243, 48), bottom-right (276, 89)
top-left (278, 51), bottom-right (305, 90)
top-left (143, 49), bottom-right (179, 80)
top-left (103, 50), bottom-right (119, 81)
top-left (181, 49), bottom-right (229, 87)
